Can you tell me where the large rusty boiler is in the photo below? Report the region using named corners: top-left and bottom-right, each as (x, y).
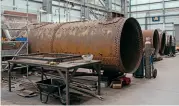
top-left (165, 34), bottom-right (174, 47)
top-left (26, 17), bottom-right (143, 74)
top-left (142, 30), bottom-right (160, 55)
top-left (164, 34), bottom-right (172, 55)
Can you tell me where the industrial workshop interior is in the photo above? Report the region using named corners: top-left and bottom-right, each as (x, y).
top-left (1, 0), bottom-right (179, 105)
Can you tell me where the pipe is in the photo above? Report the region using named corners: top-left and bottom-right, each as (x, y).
top-left (24, 17), bottom-right (143, 73)
top-left (2, 29), bottom-right (12, 40)
top-left (1, 24), bottom-right (13, 40)
top-left (142, 29), bottom-right (160, 55)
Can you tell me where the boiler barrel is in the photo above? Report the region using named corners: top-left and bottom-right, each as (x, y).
top-left (159, 31), bottom-right (166, 55)
top-left (142, 29), bottom-right (160, 55)
top-left (27, 17), bottom-right (143, 73)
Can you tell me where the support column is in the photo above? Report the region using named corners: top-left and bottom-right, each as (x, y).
top-left (129, 0), bottom-right (131, 17)
top-left (81, 0), bottom-right (89, 21)
top-left (162, 0), bottom-right (166, 30)
top-left (13, 0), bottom-right (15, 10)
top-left (145, 12), bottom-right (149, 30)
top-left (105, 0), bottom-right (112, 19)
top-left (58, 0), bottom-right (61, 22)
top-left (145, 17), bottom-right (148, 30)
top-left (121, 0), bottom-right (127, 17)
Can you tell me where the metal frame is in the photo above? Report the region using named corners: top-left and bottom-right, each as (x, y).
top-left (136, 14), bottom-right (179, 20)
top-left (1, 0), bottom-right (127, 22)
top-left (1, 0), bottom-right (127, 21)
top-left (1, 0), bottom-right (29, 72)
top-left (130, 0), bottom-right (179, 7)
top-left (129, 7), bottom-right (179, 13)
top-left (16, 53), bottom-right (81, 62)
top-left (27, 0), bottom-right (125, 21)
top-left (140, 22), bottom-right (174, 26)
top-left (8, 58), bottom-right (101, 105)
top-left (2, 41), bottom-right (28, 71)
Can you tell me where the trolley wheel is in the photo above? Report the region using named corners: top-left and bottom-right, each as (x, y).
top-left (60, 98), bottom-right (66, 105)
top-left (40, 92), bottom-right (50, 104)
top-left (152, 69), bottom-right (157, 78)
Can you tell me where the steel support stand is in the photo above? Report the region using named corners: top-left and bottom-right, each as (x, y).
top-left (93, 64), bottom-right (101, 95)
top-left (97, 64), bottom-right (101, 95)
top-left (65, 69), bottom-right (70, 105)
top-left (41, 67), bottom-right (44, 81)
top-left (69, 68), bottom-right (78, 80)
top-left (8, 63), bottom-right (15, 92)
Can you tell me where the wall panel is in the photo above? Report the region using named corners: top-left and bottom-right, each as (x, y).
top-left (131, 0), bottom-right (149, 5)
top-left (140, 25), bottom-right (145, 30)
top-left (1, 0), bottom-right (13, 7)
top-left (165, 1), bottom-right (179, 8)
top-left (137, 18), bottom-right (145, 24)
top-left (130, 0), bottom-right (179, 36)
top-left (166, 31), bottom-right (173, 35)
top-left (165, 16), bottom-right (179, 24)
top-left (135, 12), bottom-right (147, 18)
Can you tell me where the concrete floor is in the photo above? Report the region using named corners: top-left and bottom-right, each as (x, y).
top-left (1, 53), bottom-right (179, 105)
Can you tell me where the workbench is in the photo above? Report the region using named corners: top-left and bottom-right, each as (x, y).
top-left (8, 58), bottom-right (101, 105)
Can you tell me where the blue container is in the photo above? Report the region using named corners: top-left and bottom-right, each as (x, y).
top-left (15, 37), bottom-right (27, 41)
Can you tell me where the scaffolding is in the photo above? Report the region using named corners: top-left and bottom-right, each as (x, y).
top-left (54, 0), bottom-right (126, 22)
top-left (1, 0), bottom-right (29, 72)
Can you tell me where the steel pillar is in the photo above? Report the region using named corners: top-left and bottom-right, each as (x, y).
top-left (105, 0), bottom-right (112, 19)
top-left (59, 0), bottom-right (61, 22)
top-left (13, 0), bottom-right (16, 10)
top-left (145, 17), bottom-right (148, 30)
top-left (129, 0), bottom-right (131, 17)
top-left (162, 0), bottom-right (166, 30)
top-left (81, 0), bottom-right (90, 21)
top-left (121, 0), bottom-right (127, 17)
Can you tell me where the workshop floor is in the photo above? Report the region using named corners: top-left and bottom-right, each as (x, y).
top-left (1, 53), bottom-right (179, 105)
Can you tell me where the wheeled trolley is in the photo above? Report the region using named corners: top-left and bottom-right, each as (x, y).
top-left (150, 55), bottom-right (157, 78)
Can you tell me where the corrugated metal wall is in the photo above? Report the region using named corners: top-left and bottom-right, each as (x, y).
top-left (174, 24), bottom-right (179, 46)
top-left (130, 0), bottom-right (179, 36)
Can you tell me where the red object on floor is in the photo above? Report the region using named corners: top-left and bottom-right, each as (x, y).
top-left (120, 77), bottom-right (131, 85)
